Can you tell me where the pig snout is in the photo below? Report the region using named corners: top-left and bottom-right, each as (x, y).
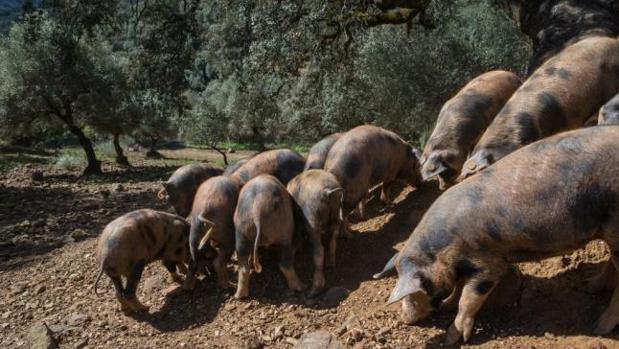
top-left (400, 294), bottom-right (433, 325)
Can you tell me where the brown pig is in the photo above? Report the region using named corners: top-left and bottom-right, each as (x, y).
top-left (324, 125), bottom-right (421, 220)
top-left (183, 176), bottom-right (241, 290)
top-left (230, 149), bottom-right (305, 186)
top-left (421, 70), bottom-right (521, 189)
top-left (598, 92), bottom-right (619, 125)
top-left (383, 126), bottom-right (619, 344)
top-left (287, 170), bottom-right (344, 296)
top-left (304, 133), bottom-right (342, 170)
top-left (158, 164), bottom-right (224, 217)
top-left (460, 36), bottom-right (619, 179)
top-left (233, 175), bottom-right (306, 299)
top-left (223, 158), bottom-right (249, 176)
top-left (93, 209), bottom-right (190, 314)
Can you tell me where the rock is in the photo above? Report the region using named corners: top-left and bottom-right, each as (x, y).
top-left (65, 313), bottom-right (91, 327)
top-left (74, 339), bottom-right (88, 349)
top-left (34, 285), bottom-right (46, 295)
top-left (143, 274), bottom-right (165, 293)
top-left (32, 219), bottom-right (46, 228)
top-left (31, 171), bottom-right (44, 182)
top-left (377, 326), bottom-right (391, 336)
top-left (98, 189), bottom-right (111, 198)
top-left (586, 341), bottom-right (608, 349)
top-left (294, 331), bottom-right (344, 349)
top-left (343, 314), bottom-right (361, 331)
top-left (71, 229), bottom-right (88, 240)
top-left (27, 323), bottom-right (58, 349)
top-left (321, 287), bottom-right (349, 308)
top-left (245, 337), bottom-right (263, 349)
top-left (113, 184), bottom-right (125, 192)
top-left (227, 148), bottom-right (236, 154)
top-left (273, 324), bottom-right (285, 340)
top-left (10, 283), bottom-right (28, 295)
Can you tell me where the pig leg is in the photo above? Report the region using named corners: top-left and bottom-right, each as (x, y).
top-left (214, 245), bottom-right (234, 289)
top-left (110, 274), bottom-right (132, 313)
top-left (594, 252), bottom-right (619, 334)
top-left (380, 182), bottom-right (394, 206)
top-left (234, 237), bottom-right (252, 299)
top-left (278, 245), bottom-right (306, 292)
top-left (445, 277), bottom-right (499, 344)
top-left (309, 231), bottom-right (326, 297)
top-left (356, 199), bottom-right (367, 220)
top-left (163, 260), bottom-right (184, 284)
top-left (340, 217), bottom-right (354, 239)
top-left (123, 260), bottom-right (149, 313)
top-left (327, 222), bottom-right (339, 268)
top-left (587, 261), bottom-right (617, 294)
top-left (176, 263), bottom-right (188, 275)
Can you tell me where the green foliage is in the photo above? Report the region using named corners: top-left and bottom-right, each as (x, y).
top-left (55, 151), bottom-right (85, 170)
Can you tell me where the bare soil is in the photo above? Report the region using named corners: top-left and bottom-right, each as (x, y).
top-left (0, 147), bottom-right (618, 349)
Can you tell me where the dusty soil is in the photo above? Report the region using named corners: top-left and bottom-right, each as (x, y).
top-left (0, 147), bottom-right (618, 349)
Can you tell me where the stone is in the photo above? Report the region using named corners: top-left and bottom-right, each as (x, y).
top-left (273, 324), bottom-right (285, 340)
top-left (294, 331), bottom-right (344, 349)
top-left (66, 313), bottom-right (91, 327)
top-left (31, 171), bottom-right (44, 181)
top-left (74, 339), bottom-right (88, 349)
top-left (113, 184), bottom-right (125, 192)
top-left (32, 219), bottom-right (46, 228)
top-left (27, 323), bottom-right (58, 349)
top-left (321, 287), bottom-right (349, 308)
top-left (143, 275), bottom-right (165, 293)
top-left (343, 314), bottom-right (361, 331)
top-left (34, 285), bottom-right (46, 295)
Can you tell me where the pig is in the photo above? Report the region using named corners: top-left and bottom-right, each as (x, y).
top-left (223, 158), bottom-right (249, 176)
top-left (158, 164), bottom-right (224, 217)
top-left (421, 70), bottom-right (521, 189)
top-left (598, 92), bottom-right (619, 125)
top-left (304, 133), bottom-right (342, 170)
top-left (230, 149), bottom-right (305, 186)
top-left (324, 125), bottom-right (421, 220)
top-left (382, 126), bottom-right (619, 344)
top-left (460, 36), bottom-right (619, 179)
top-left (233, 175), bottom-right (306, 299)
top-left (183, 176), bottom-right (242, 291)
top-left (287, 170), bottom-right (344, 296)
top-left (93, 209), bottom-right (190, 314)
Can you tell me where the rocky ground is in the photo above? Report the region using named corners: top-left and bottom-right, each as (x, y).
top-left (1, 147), bottom-right (618, 349)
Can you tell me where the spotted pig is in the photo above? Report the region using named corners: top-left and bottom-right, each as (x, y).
top-left (383, 126), bottom-right (619, 344)
top-left (158, 164), bottom-right (224, 217)
top-left (183, 176), bottom-right (241, 290)
top-left (421, 70), bottom-right (521, 189)
top-left (304, 133), bottom-right (342, 170)
top-left (324, 125), bottom-right (421, 220)
top-left (460, 36), bottom-right (619, 179)
top-left (94, 209), bottom-right (190, 314)
top-left (230, 149), bottom-right (305, 186)
top-left (598, 92), bottom-right (619, 125)
top-left (287, 170), bottom-right (344, 296)
top-left (234, 175), bottom-right (305, 299)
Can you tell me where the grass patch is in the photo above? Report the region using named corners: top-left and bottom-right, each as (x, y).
top-left (54, 150), bottom-right (85, 171)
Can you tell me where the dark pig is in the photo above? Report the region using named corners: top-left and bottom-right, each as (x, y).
top-left (460, 36), bottom-right (619, 179)
top-left (421, 70), bottom-right (521, 189)
top-left (384, 126), bottom-right (619, 344)
top-left (158, 164), bottom-right (224, 217)
top-left (230, 149), bottom-right (305, 186)
top-left (324, 125), bottom-right (421, 219)
top-left (223, 158), bottom-right (249, 176)
top-left (233, 175), bottom-right (305, 299)
top-left (305, 133), bottom-right (342, 170)
top-left (93, 209), bottom-right (190, 314)
top-left (287, 170), bottom-right (344, 296)
top-left (598, 92), bottom-right (619, 125)
top-left (183, 176), bottom-right (241, 290)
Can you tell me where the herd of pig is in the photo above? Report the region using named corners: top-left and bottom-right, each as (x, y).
top-left (93, 36), bottom-right (619, 344)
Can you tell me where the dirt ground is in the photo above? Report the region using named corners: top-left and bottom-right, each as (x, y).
top-left (1, 147), bottom-right (618, 349)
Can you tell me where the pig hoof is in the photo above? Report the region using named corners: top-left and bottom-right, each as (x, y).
top-left (171, 274), bottom-right (184, 284)
top-left (444, 324), bottom-right (462, 345)
top-left (309, 287), bottom-right (324, 298)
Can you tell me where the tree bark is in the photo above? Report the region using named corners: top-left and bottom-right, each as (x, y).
top-left (113, 133), bottom-right (130, 166)
top-left (67, 124), bottom-right (102, 176)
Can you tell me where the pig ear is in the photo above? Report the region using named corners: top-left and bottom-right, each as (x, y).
top-left (386, 258), bottom-right (423, 305)
top-left (325, 187), bottom-right (344, 196)
top-left (373, 252), bottom-right (398, 279)
top-left (197, 213), bottom-right (216, 227)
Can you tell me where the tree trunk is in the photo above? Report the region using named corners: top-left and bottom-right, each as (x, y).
top-left (113, 133), bottom-right (130, 166)
top-left (68, 124), bottom-right (102, 176)
top-left (146, 136), bottom-right (163, 158)
top-left (252, 126), bottom-right (266, 151)
top-left (210, 144), bottom-right (229, 165)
